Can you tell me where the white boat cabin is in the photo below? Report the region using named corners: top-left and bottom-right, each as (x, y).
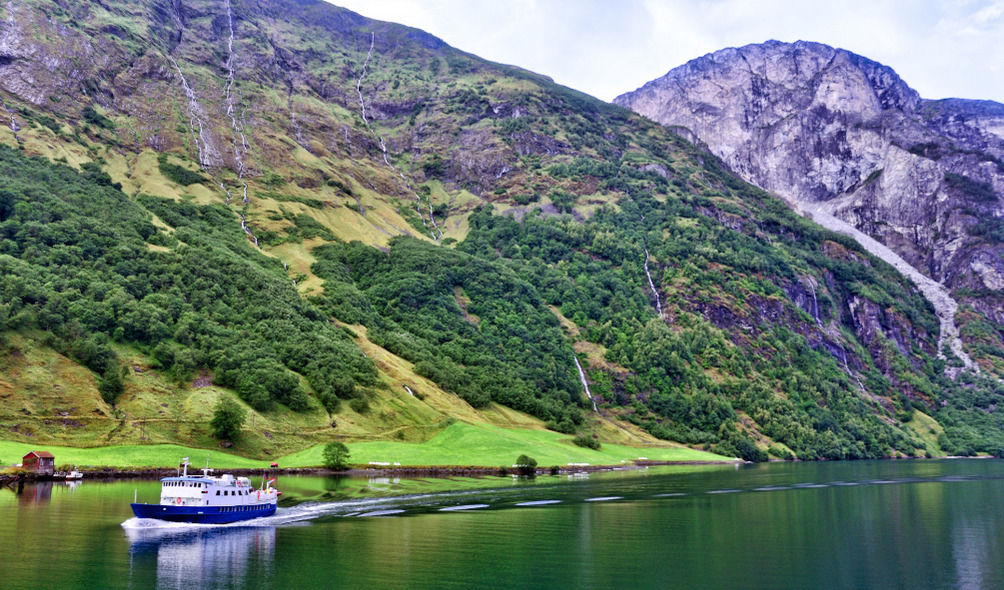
top-left (159, 458), bottom-right (276, 508)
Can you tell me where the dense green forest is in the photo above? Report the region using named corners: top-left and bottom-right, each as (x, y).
top-left (0, 145), bottom-right (373, 413)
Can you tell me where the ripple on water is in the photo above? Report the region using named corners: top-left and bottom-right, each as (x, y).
top-left (357, 509), bottom-right (406, 517)
top-left (706, 489), bottom-right (741, 494)
top-left (584, 496), bottom-right (623, 502)
top-left (438, 504), bottom-right (490, 512)
top-left (515, 500), bottom-right (562, 507)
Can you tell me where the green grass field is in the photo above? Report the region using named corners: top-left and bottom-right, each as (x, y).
top-left (0, 441), bottom-right (265, 469)
top-left (280, 422), bottom-right (731, 468)
top-left (1, 422), bottom-right (730, 470)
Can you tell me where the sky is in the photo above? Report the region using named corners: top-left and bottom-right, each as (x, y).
top-left (326, 0), bottom-right (1004, 104)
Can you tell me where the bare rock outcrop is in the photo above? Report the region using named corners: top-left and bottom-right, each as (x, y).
top-left (615, 40), bottom-right (1004, 287)
top-left (615, 40), bottom-right (1004, 372)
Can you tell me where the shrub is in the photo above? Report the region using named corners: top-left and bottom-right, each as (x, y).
top-left (322, 441), bottom-right (350, 470)
top-left (210, 396), bottom-right (246, 440)
top-left (98, 361), bottom-right (125, 405)
top-left (768, 445), bottom-right (794, 461)
top-left (572, 434), bottom-right (601, 450)
top-left (515, 453), bottom-right (537, 476)
top-left (157, 154), bottom-right (208, 186)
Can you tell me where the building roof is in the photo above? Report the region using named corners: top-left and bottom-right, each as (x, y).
top-left (24, 451), bottom-right (55, 459)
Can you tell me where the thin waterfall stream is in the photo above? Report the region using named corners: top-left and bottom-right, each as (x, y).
top-left (573, 356), bottom-right (599, 413)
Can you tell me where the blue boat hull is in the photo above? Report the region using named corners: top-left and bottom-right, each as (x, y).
top-left (131, 502), bottom-right (276, 524)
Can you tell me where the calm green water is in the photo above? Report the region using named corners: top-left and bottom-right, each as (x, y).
top-left (2, 460), bottom-right (1004, 589)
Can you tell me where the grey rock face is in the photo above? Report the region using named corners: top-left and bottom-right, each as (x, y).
top-left (614, 40), bottom-right (1004, 293)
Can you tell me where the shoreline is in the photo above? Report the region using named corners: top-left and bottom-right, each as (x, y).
top-left (0, 460), bottom-right (738, 485)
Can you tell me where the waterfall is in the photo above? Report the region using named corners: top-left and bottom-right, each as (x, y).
top-left (838, 343), bottom-right (868, 393)
top-left (167, 55), bottom-right (221, 168)
top-left (222, 0), bottom-right (250, 204)
top-left (807, 279), bottom-right (822, 327)
top-left (239, 213), bottom-right (258, 248)
top-left (644, 244), bottom-right (663, 317)
top-left (353, 32), bottom-right (440, 241)
top-left (573, 357), bottom-right (599, 413)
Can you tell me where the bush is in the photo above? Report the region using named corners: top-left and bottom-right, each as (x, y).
top-left (157, 156), bottom-right (208, 186)
top-left (349, 397), bottom-right (370, 413)
top-left (768, 445), bottom-right (794, 461)
top-left (210, 396), bottom-right (246, 440)
top-left (515, 453), bottom-right (537, 476)
top-left (82, 105), bottom-right (114, 130)
top-left (572, 434), bottom-right (601, 450)
top-left (322, 441), bottom-right (350, 470)
top-left (98, 361), bottom-right (125, 405)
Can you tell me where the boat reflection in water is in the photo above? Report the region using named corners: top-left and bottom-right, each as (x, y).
top-left (125, 523), bottom-right (276, 588)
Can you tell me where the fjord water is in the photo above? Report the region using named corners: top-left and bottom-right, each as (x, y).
top-left (3, 461), bottom-right (1004, 589)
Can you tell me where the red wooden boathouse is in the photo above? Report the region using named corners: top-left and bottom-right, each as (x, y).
top-left (22, 451), bottom-right (55, 475)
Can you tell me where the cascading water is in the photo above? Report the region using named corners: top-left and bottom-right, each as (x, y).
top-left (354, 32), bottom-right (441, 241)
top-left (806, 279), bottom-right (821, 327)
top-left (222, 0), bottom-right (250, 205)
top-left (644, 244), bottom-right (663, 317)
top-left (168, 55), bottom-right (221, 169)
top-left (573, 356), bottom-right (599, 413)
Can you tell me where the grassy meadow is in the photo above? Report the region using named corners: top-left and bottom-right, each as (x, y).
top-left (0, 421), bottom-right (729, 470)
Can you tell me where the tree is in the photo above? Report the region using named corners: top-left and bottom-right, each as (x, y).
top-left (515, 453), bottom-right (537, 476)
top-left (98, 361), bottom-right (125, 405)
top-left (322, 441), bottom-right (351, 470)
top-left (210, 396), bottom-right (246, 440)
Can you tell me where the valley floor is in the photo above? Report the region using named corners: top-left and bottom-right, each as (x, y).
top-left (0, 422), bottom-right (730, 471)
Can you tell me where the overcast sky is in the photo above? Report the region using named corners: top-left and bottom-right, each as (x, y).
top-left (326, 0), bottom-right (1004, 104)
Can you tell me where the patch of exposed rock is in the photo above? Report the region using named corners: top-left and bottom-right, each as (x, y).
top-left (615, 40), bottom-right (1003, 373)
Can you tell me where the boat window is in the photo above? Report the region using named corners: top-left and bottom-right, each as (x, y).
top-left (216, 491), bottom-right (220, 496)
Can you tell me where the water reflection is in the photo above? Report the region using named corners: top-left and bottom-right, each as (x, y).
top-left (126, 524), bottom-right (276, 589)
top-left (4, 461), bottom-right (1004, 589)
top-left (17, 481), bottom-right (52, 506)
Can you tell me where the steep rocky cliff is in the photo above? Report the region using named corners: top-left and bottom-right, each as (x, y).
top-left (615, 40), bottom-right (1004, 373)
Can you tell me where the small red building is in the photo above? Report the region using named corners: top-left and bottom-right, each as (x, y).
top-left (22, 451), bottom-right (55, 475)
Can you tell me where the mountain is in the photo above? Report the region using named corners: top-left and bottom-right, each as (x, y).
top-left (1, 2), bottom-right (1002, 460)
top-left (614, 40), bottom-right (1004, 377)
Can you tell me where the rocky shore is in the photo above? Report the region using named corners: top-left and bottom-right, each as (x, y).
top-left (1, 460), bottom-right (735, 486)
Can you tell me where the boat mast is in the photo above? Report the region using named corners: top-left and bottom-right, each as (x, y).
top-left (180, 456), bottom-right (190, 477)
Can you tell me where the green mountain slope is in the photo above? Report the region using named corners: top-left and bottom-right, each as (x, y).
top-left (1, 0), bottom-right (1002, 461)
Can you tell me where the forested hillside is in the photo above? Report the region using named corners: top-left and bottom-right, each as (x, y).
top-left (1, 0), bottom-right (1002, 460)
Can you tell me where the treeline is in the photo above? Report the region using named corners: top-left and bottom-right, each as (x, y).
top-left (0, 145), bottom-right (373, 411)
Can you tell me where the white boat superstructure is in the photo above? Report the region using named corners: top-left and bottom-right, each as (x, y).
top-left (158, 457), bottom-right (278, 509)
top-left (131, 457), bottom-right (278, 523)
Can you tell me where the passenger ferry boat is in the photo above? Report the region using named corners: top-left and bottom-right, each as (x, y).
top-left (131, 457), bottom-right (278, 524)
